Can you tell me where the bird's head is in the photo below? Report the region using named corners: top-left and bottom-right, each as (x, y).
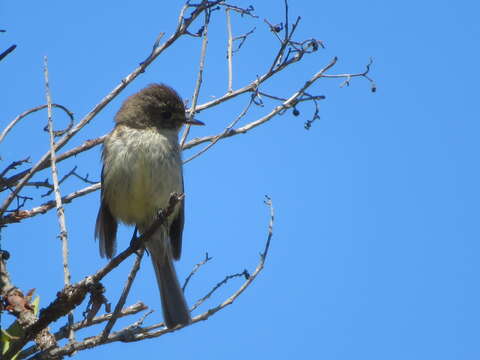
top-left (115, 83), bottom-right (204, 131)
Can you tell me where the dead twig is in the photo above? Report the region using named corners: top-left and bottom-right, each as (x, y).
top-left (0, 104), bottom-right (74, 144)
top-left (182, 252), bottom-right (213, 291)
top-left (0, 44), bottom-right (16, 62)
top-left (180, 8), bottom-right (211, 148)
top-left (1, 183), bottom-right (100, 225)
top-left (100, 248), bottom-right (145, 341)
top-left (43, 56), bottom-right (75, 344)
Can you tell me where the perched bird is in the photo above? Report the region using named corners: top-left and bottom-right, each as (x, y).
top-left (95, 84), bottom-right (203, 328)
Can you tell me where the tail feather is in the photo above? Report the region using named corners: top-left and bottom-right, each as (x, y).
top-left (95, 201), bottom-right (118, 259)
top-left (147, 230), bottom-right (191, 328)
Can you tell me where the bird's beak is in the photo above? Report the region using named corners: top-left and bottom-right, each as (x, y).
top-left (184, 118), bottom-right (205, 126)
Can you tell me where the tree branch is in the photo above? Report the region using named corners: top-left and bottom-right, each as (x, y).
top-left (43, 56), bottom-right (75, 344)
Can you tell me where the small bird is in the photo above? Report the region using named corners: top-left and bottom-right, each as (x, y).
top-left (95, 84), bottom-right (203, 328)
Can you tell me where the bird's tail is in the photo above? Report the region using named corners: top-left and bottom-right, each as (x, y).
top-left (147, 230), bottom-right (191, 329)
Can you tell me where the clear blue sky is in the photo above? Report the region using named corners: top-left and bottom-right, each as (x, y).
top-left (2, 1), bottom-right (479, 359)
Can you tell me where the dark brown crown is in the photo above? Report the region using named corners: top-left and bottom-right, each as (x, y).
top-left (114, 84), bottom-right (186, 130)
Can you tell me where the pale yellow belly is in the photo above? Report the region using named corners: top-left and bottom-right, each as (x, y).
top-left (102, 126), bottom-right (182, 229)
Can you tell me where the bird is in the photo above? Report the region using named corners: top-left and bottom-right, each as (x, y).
top-left (95, 83), bottom-right (203, 328)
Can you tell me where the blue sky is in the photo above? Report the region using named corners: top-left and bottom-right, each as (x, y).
top-left (1, 1), bottom-right (479, 359)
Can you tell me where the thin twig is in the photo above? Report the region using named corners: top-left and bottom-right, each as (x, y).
top-left (101, 248), bottom-right (145, 341)
top-left (1, 136), bottom-right (105, 191)
top-left (257, 91), bottom-right (325, 103)
top-left (180, 8), bottom-right (211, 148)
top-left (232, 27), bottom-right (256, 53)
top-left (322, 57), bottom-right (376, 91)
top-left (4, 192), bottom-right (32, 213)
top-left (0, 158), bottom-right (30, 179)
top-left (183, 95), bottom-right (254, 163)
top-left (223, 4), bottom-right (257, 18)
top-left (24, 180), bottom-right (53, 190)
top-left (1, 183), bottom-right (100, 225)
top-left (0, 103), bottom-right (74, 144)
top-left (226, 8), bottom-right (234, 93)
top-left (41, 166), bottom-right (97, 197)
top-left (190, 270), bottom-right (249, 311)
top-left (43, 56), bottom-right (75, 344)
top-left (0, 44), bottom-right (16, 62)
top-left (182, 252), bottom-right (213, 291)
top-left (284, 0), bottom-right (290, 42)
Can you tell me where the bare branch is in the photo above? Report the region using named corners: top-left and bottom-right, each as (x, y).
top-left (302, 93), bottom-right (322, 130)
top-left (182, 252), bottom-right (213, 291)
top-left (101, 248), bottom-right (145, 340)
top-left (0, 103), bottom-right (74, 144)
top-left (0, 158), bottom-right (30, 179)
top-left (184, 57), bottom-right (338, 150)
top-left (3, 192), bottom-right (33, 213)
top-left (1, 136), bottom-right (105, 191)
top-left (191, 270), bottom-right (249, 311)
top-left (0, 44), bottom-right (16, 62)
top-left (180, 8), bottom-right (211, 148)
top-left (1, 183), bottom-right (100, 225)
top-left (232, 27), bottom-right (256, 53)
top-left (222, 4), bottom-right (257, 18)
top-left (226, 8), bottom-right (234, 93)
top-left (322, 57), bottom-right (376, 91)
top-left (43, 56), bottom-right (75, 344)
top-left (41, 166), bottom-right (97, 197)
top-left (183, 95), bottom-right (254, 163)
top-left (19, 302), bottom-right (148, 359)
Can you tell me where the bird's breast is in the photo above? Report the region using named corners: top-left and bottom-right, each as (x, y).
top-left (102, 126), bottom-right (183, 228)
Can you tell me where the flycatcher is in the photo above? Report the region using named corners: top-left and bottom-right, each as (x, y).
top-left (95, 84), bottom-right (203, 328)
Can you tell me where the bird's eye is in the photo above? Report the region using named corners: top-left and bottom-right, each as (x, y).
top-left (161, 111), bottom-right (172, 119)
